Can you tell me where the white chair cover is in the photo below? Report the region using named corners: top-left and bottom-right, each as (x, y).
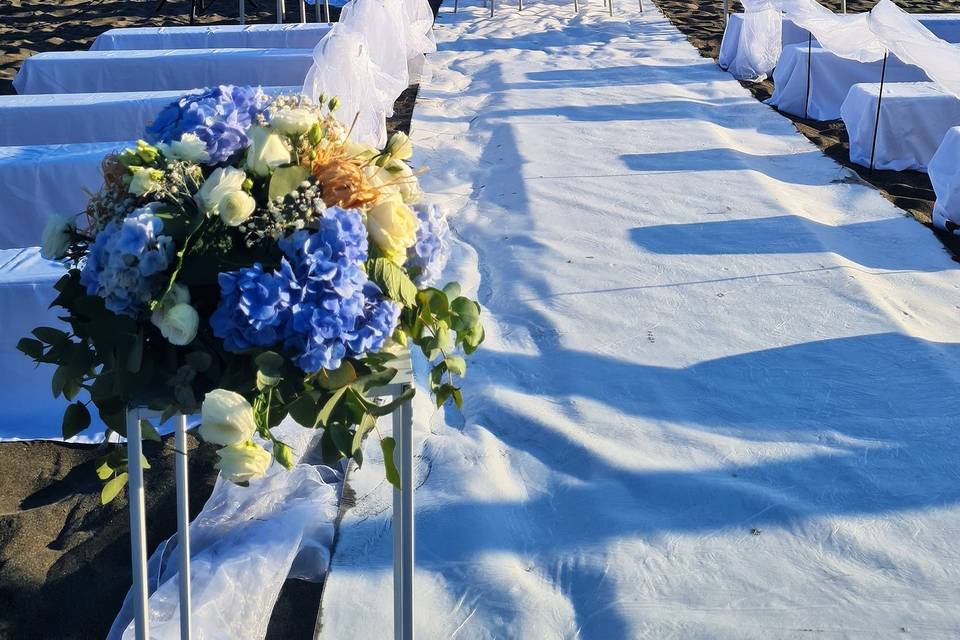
top-left (726, 3), bottom-right (783, 81)
top-left (930, 126), bottom-right (960, 232)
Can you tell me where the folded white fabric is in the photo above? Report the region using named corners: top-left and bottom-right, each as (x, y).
top-left (0, 86), bottom-right (298, 146)
top-left (767, 43), bottom-right (928, 119)
top-left (0, 248), bottom-right (111, 442)
top-left (91, 24), bottom-right (333, 51)
top-left (0, 141), bottom-right (126, 249)
top-left (930, 127), bottom-right (960, 232)
top-left (13, 48), bottom-right (315, 95)
top-left (841, 82), bottom-right (960, 172)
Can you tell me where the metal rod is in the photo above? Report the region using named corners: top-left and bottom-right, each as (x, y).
top-left (400, 384), bottom-right (414, 640)
top-left (518, 0), bottom-right (523, 11)
top-left (639, 0), bottom-right (643, 12)
top-left (490, 0), bottom-right (494, 18)
top-left (608, 0), bottom-right (613, 17)
top-left (454, 0), bottom-right (459, 11)
top-left (842, 0), bottom-right (846, 13)
top-left (804, 31), bottom-right (812, 120)
top-left (324, 0), bottom-right (330, 24)
top-left (276, 0), bottom-right (283, 23)
top-left (869, 50), bottom-right (889, 174)
top-left (573, 0), bottom-right (578, 13)
top-left (127, 409), bottom-right (150, 640)
top-left (299, 0), bottom-right (306, 22)
top-left (174, 414), bottom-right (192, 640)
top-left (239, 0), bottom-right (245, 24)
top-left (723, 0), bottom-right (728, 24)
top-left (392, 407), bottom-right (404, 640)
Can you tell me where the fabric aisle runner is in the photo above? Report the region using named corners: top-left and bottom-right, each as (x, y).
top-left (318, 1), bottom-right (960, 637)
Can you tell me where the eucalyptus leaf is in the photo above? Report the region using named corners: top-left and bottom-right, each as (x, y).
top-left (16, 337), bottom-right (44, 360)
top-left (61, 402), bottom-right (91, 439)
top-left (101, 472), bottom-right (128, 504)
top-left (381, 436), bottom-right (400, 487)
top-left (368, 258), bottom-right (418, 307)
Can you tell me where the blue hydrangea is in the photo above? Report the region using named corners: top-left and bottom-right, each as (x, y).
top-left (145, 85), bottom-right (268, 165)
top-left (79, 210), bottom-right (174, 316)
top-left (210, 207), bottom-right (400, 372)
top-left (210, 261), bottom-right (294, 352)
top-left (405, 204), bottom-right (449, 287)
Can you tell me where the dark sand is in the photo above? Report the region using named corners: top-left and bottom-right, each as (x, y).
top-left (0, 0), bottom-right (438, 636)
top-left (653, 0), bottom-right (960, 258)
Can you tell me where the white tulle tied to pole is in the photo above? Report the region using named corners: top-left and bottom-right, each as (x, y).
top-left (404, 0), bottom-right (438, 83)
top-left (107, 424), bottom-right (340, 640)
top-left (868, 0), bottom-right (960, 99)
top-left (727, 0), bottom-right (782, 81)
top-left (338, 0), bottom-right (411, 116)
top-left (303, 27), bottom-right (390, 146)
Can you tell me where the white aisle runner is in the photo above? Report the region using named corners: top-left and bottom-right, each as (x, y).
top-left (319, 2), bottom-right (960, 638)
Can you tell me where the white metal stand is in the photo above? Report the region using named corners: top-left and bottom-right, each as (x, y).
top-left (127, 408), bottom-right (193, 640)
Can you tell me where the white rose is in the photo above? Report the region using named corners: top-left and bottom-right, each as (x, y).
top-left (367, 195), bottom-right (420, 265)
top-left (385, 132), bottom-right (413, 161)
top-left (153, 303), bottom-right (199, 346)
top-left (194, 167), bottom-right (247, 218)
top-left (199, 389), bottom-right (257, 446)
top-left (40, 215), bottom-right (74, 260)
top-left (219, 190), bottom-right (256, 227)
top-left (216, 441), bottom-right (272, 483)
top-left (157, 133), bottom-right (210, 163)
top-left (129, 166), bottom-right (162, 196)
top-left (245, 126), bottom-right (291, 177)
top-left (270, 108), bottom-right (317, 135)
top-left (389, 160), bottom-right (422, 204)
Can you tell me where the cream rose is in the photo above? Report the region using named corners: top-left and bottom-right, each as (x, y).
top-left (367, 195), bottom-right (419, 265)
top-left (129, 166), bottom-right (162, 196)
top-left (157, 133), bottom-right (210, 163)
top-left (389, 160), bottom-right (422, 204)
top-left (199, 389), bottom-right (257, 446)
top-left (215, 441), bottom-right (271, 483)
top-left (219, 190), bottom-right (256, 227)
top-left (194, 167), bottom-right (247, 219)
top-left (270, 108), bottom-right (317, 135)
top-left (155, 303), bottom-right (199, 345)
top-left (245, 126), bottom-right (291, 176)
top-left (40, 215), bottom-right (74, 260)
top-left (385, 132), bottom-right (413, 161)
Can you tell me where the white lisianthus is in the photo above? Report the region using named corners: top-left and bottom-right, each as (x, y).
top-left (270, 108), bottom-right (317, 135)
top-left (367, 194), bottom-right (420, 265)
top-left (245, 126), bottom-right (291, 176)
top-left (40, 215), bottom-right (74, 260)
top-left (385, 132), bottom-right (413, 161)
top-left (157, 133), bottom-right (210, 163)
top-left (199, 389), bottom-right (257, 446)
top-left (129, 166), bottom-right (163, 196)
top-left (194, 167), bottom-right (248, 219)
top-left (216, 441), bottom-right (272, 483)
top-left (219, 190), bottom-right (256, 227)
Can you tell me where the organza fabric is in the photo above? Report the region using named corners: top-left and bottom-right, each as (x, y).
top-left (727, 3), bottom-right (782, 81)
top-left (930, 126), bottom-right (960, 231)
top-left (404, 0), bottom-right (438, 83)
top-left (338, 0), bottom-right (410, 116)
top-left (108, 423), bottom-right (340, 640)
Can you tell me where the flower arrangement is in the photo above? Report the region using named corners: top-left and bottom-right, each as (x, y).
top-left (21, 85), bottom-right (483, 498)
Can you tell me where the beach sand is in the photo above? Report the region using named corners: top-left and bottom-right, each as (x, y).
top-left (655, 0), bottom-right (960, 257)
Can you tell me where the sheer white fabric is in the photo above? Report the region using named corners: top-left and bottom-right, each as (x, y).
top-left (302, 27), bottom-right (389, 146)
top-left (930, 126), bottom-right (960, 232)
top-left (107, 422), bottom-right (341, 640)
top-left (719, 14), bottom-right (809, 79)
top-left (727, 4), bottom-right (783, 81)
top-left (403, 0), bottom-right (437, 83)
top-left (775, 0), bottom-right (886, 62)
top-left (338, 0), bottom-right (411, 116)
top-left (868, 0), bottom-right (960, 100)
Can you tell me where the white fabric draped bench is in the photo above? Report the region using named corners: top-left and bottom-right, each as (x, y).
top-left (767, 43), bottom-right (929, 120)
top-left (0, 141), bottom-right (128, 249)
top-left (90, 24), bottom-right (332, 51)
top-left (930, 126), bottom-right (960, 232)
top-left (0, 248), bottom-right (108, 441)
top-left (13, 48), bottom-right (315, 95)
top-left (840, 82), bottom-right (960, 172)
top-left (0, 86), bottom-right (297, 146)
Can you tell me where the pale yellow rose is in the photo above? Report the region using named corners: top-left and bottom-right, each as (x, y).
top-left (219, 190), bottom-right (256, 227)
top-left (270, 108), bottom-right (317, 136)
top-left (199, 389), bottom-right (257, 446)
top-left (245, 126), bottom-right (291, 176)
top-left (215, 441), bottom-right (271, 483)
top-left (385, 132), bottom-right (413, 161)
top-left (367, 195), bottom-right (419, 265)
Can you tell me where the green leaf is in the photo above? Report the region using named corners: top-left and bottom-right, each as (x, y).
top-left (268, 165), bottom-right (310, 201)
top-left (61, 402), bottom-right (91, 439)
top-left (51, 364), bottom-right (69, 398)
top-left (416, 288), bottom-right (449, 322)
top-left (442, 282), bottom-right (461, 300)
top-left (16, 337), bottom-right (44, 360)
top-left (351, 413), bottom-right (377, 457)
top-left (445, 355), bottom-right (466, 378)
top-left (185, 351), bottom-right (212, 372)
top-left (368, 258), bottom-right (418, 307)
top-left (101, 472), bottom-right (128, 504)
top-left (381, 437), bottom-right (400, 487)
top-left (32, 326), bottom-right (68, 345)
top-left (274, 441), bottom-right (296, 469)
top-left (366, 386), bottom-right (416, 417)
top-left (462, 323), bottom-right (485, 355)
top-left (450, 297), bottom-right (481, 333)
top-left (317, 387), bottom-right (348, 427)
top-left (352, 367), bottom-right (398, 393)
top-left (126, 329), bottom-right (143, 373)
top-left (315, 361), bottom-right (357, 390)
top-left (288, 392), bottom-right (320, 427)
top-left (140, 420), bottom-right (162, 443)
top-left (328, 421), bottom-right (353, 457)
top-left (95, 459), bottom-right (114, 481)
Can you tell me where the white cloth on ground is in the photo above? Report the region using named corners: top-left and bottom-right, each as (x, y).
top-left (108, 422), bottom-right (341, 640)
top-left (841, 82), bottom-right (960, 172)
top-left (767, 42), bottom-right (928, 119)
top-left (13, 48), bottom-right (315, 95)
top-left (929, 126), bottom-right (960, 231)
top-left (0, 248), bottom-right (111, 442)
top-left (868, 0), bottom-right (960, 100)
top-left (91, 24), bottom-right (332, 51)
top-left (0, 87), bottom-right (297, 146)
top-left (0, 141), bottom-right (126, 249)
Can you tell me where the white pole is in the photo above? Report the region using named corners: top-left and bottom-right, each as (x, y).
top-left (842, 0), bottom-right (846, 12)
top-left (324, 0), bottom-right (331, 24)
top-left (723, 0), bottom-right (729, 24)
top-left (277, 0), bottom-right (283, 23)
top-left (174, 414), bottom-right (192, 640)
top-left (392, 407), bottom-right (404, 640)
top-left (127, 409), bottom-right (150, 640)
top-left (400, 384), bottom-right (414, 640)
